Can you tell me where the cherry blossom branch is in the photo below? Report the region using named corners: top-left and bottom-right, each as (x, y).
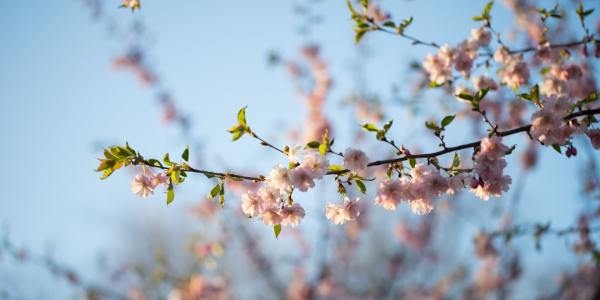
top-left (371, 24), bottom-right (440, 49)
top-left (137, 159), bottom-right (264, 182)
top-left (248, 129), bottom-right (286, 155)
top-left (110, 107), bottom-right (600, 188)
top-left (488, 222), bottom-right (600, 240)
top-left (354, 107), bottom-right (600, 172)
top-left (476, 38), bottom-right (600, 58)
top-left (349, 0), bottom-right (599, 59)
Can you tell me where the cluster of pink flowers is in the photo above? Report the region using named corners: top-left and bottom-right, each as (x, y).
top-left (241, 186), bottom-right (306, 227)
top-left (130, 170), bottom-right (168, 198)
top-left (470, 137), bottom-right (512, 200)
top-left (540, 63), bottom-right (583, 97)
top-left (374, 164), bottom-right (466, 214)
top-left (240, 148), bottom-right (333, 227)
top-left (530, 95), bottom-right (575, 145)
top-left (342, 148), bottom-right (369, 174)
top-left (325, 197), bottom-right (361, 225)
top-left (494, 47), bottom-right (530, 88)
top-left (422, 27), bottom-right (491, 83)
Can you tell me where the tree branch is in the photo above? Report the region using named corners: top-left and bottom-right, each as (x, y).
top-left (132, 107), bottom-right (600, 181)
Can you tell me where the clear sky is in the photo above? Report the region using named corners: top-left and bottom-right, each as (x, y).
top-left (1, 0), bottom-right (600, 298)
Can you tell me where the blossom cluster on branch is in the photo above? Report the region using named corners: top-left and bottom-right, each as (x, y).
top-left (97, 0), bottom-right (600, 239)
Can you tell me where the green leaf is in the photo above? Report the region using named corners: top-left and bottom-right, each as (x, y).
top-left (593, 250), bottom-right (600, 266)
top-left (425, 121), bottom-right (440, 131)
top-left (551, 144), bottom-right (562, 154)
top-left (273, 224), bottom-right (282, 239)
top-left (519, 93), bottom-right (532, 102)
top-left (382, 21), bottom-right (395, 28)
top-left (530, 84), bottom-right (540, 102)
top-left (229, 125), bottom-right (246, 142)
top-left (476, 88), bottom-right (490, 101)
top-left (456, 92), bottom-right (474, 101)
top-left (219, 182), bottom-right (225, 207)
top-left (181, 145), bottom-right (189, 162)
top-left (383, 120), bottom-right (393, 134)
top-left (484, 1), bottom-right (494, 15)
top-left (355, 30), bottom-right (367, 44)
top-left (580, 91), bottom-right (599, 105)
top-left (209, 183), bottom-right (221, 198)
top-left (362, 123), bottom-right (379, 132)
top-left (441, 115), bottom-right (456, 128)
top-left (237, 106), bottom-right (247, 127)
top-left (355, 179), bottom-right (366, 194)
top-left (328, 165), bottom-right (345, 171)
top-left (409, 158), bottom-right (416, 168)
top-left (319, 130), bottom-right (329, 156)
top-left (346, 0), bottom-right (357, 17)
top-left (399, 17), bottom-right (413, 28)
top-left (166, 184), bottom-right (175, 205)
top-left (452, 153), bottom-right (461, 168)
top-left (163, 153), bottom-right (173, 166)
top-left (306, 141), bottom-right (320, 149)
top-left (147, 159), bottom-right (163, 168)
top-left (359, 0), bottom-right (369, 10)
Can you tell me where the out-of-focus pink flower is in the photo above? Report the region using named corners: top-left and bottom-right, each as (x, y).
top-left (290, 167), bottom-right (316, 192)
top-left (280, 203), bottom-right (306, 227)
top-left (266, 165), bottom-right (293, 194)
top-left (241, 191), bottom-right (263, 217)
top-left (151, 172), bottom-right (169, 187)
top-left (131, 174), bottom-right (154, 198)
top-left (470, 27), bottom-right (491, 48)
top-left (299, 150), bottom-right (329, 179)
top-left (261, 207), bottom-right (282, 226)
top-left (374, 179), bottom-right (404, 210)
top-left (587, 129), bottom-right (600, 149)
top-left (343, 148), bottom-right (369, 174)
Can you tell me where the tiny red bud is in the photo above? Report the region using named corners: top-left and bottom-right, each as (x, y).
top-left (582, 45), bottom-right (589, 57)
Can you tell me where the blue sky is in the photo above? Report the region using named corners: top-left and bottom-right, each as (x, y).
top-left (1, 0), bottom-right (600, 297)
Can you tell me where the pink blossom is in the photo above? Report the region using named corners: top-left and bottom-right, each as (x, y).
top-left (560, 64), bottom-right (583, 81)
top-left (453, 47), bottom-right (476, 75)
top-left (472, 76), bottom-right (498, 91)
top-left (479, 137), bottom-right (510, 160)
top-left (325, 198), bottom-right (360, 224)
top-left (530, 96), bottom-right (573, 145)
top-left (493, 47), bottom-right (509, 64)
top-left (280, 203), bottom-right (306, 227)
top-left (325, 204), bottom-right (347, 225)
top-left (498, 57), bottom-right (529, 88)
top-left (341, 197), bottom-right (361, 220)
top-left (540, 77), bottom-right (567, 97)
top-left (241, 191), bottom-right (263, 217)
top-left (343, 148), bottom-right (369, 174)
top-left (261, 207), bottom-right (281, 226)
top-left (151, 172), bottom-right (169, 187)
top-left (266, 165), bottom-right (293, 194)
top-left (131, 174), bottom-right (154, 198)
top-left (409, 199), bottom-right (434, 215)
top-left (447, 174), bottom-right (467, 195)
top-left (471, 137), bottom-right (511, 200)
top-left (470, 27), bottom-right (491, 47)
top-left (374, 179), bottom-right (404, 210)
top-left (257, 185), bottom-right (280, 208)
top-left (290, 167), bottom-right (316, 192)
top-left (587, 129), bottom-right (600, 149)
top-left (300, 150), bottom-right (329, 179)
top-left (423, 45), bottom-right (453, 84)
top-left (286, 145), bottom-right (304, 164)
